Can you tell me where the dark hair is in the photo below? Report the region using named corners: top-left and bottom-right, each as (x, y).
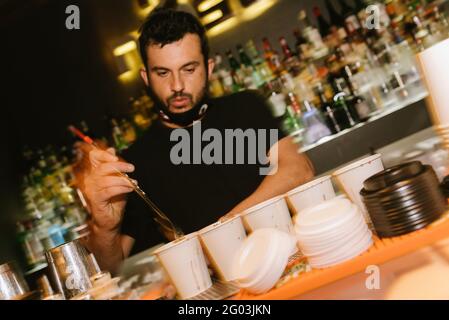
top-left (138, 8), bottom-right (209, 69)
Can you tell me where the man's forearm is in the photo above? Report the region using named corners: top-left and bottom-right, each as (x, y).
top-left (87, 223), bottom-right (124, 274)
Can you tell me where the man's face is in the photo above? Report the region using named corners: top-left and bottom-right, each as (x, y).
top-left (141, 33), bottom-right (214, 114)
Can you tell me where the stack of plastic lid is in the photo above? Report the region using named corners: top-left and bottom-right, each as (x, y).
top-left (361, 161), bottom-right (447, 238)
top-left (294, 197), bottom-right (372, 269)
top-left (232, 228), bottom-right (296, 294)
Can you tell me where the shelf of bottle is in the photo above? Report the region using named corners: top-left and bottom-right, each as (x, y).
top-left (298, 88), bottom-right (429, 154)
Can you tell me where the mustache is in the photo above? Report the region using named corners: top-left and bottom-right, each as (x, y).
top-left (167, 92), bottom-right (193, 104)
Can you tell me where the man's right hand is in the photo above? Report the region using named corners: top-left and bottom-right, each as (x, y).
top-left (83, 148), bottom-right (136, 233)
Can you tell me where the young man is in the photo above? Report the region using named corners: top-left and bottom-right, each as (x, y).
top-left (83, 8), bottom-right (314, 273)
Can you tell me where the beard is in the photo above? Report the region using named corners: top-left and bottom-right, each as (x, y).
top-left (145, 77), bottom-right (210, 127)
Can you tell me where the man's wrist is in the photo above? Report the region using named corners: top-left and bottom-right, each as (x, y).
top-left (89, 220), bottom-right (121, 241)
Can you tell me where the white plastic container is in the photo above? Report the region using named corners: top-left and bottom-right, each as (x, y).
top-left (240, 196), bottom-right (294, 236)
top-left (154, 233), bottom-right (212, 299)
top-left (286, 175), bottom-right (336, 215)
top-left (198, 216), bottom-right (247, 281)
top-left (332, 154), bottom-right (384, 225)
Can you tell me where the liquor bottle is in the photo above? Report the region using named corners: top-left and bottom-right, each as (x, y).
top-left (286, 92), bottom-right (305, 134)
top-left (350, 89), bottom-right (374, 121)
top-left (301, 99), bottom-right (332, 145)
top-left (298, 10), bottom-right (328, 59)
top-left (283, 106), bottom-right (303, 136)
top-left (432, 6), bottom-right (449, 39)
top-left (220, 68), bottom-right (242, 94)
top-left (209, 74), bottom-right (224, 97)
top-left (343, 65), bottom-right (374, 119)
top-left (409, 14), bottom-right (433, 49)
top-left (333, 92), bottom-right (357, 128)
top-left (237, 44), bottom-right (264, 88)
top-left (354, 0), bottom-right (366, 15)
top-left (313, 6), bottom-right (332, 38)
top-left (36, 149), bottom-right (50, 178)
top-left (208, 53), bottom-right (225, 97)
top-left (279, 36), bottom-right (301, 77)
top-left (315, 82), bottom-right (343, 133)
top-left (339, 0), bottom-right (362, 37)
top-left (226, 50), bottom-right (245, 86)
top-left (293, 29), bottom-right (309, 61)
top-left (17, 221), bottom-right (45, 268)
top-left (245, 39), bottom-right (274, 83)
top-left (111, 118), bottom-right (127, 152)
top-left (287, 92), bottom-right (303, 116)
top-left (237, 44), bottom-right (252, 67)
top-left (121, 118), bottom-right (137, 145)
top-left (333, 76), bottom-right (362, 123)
top-left (324, 0), bottom-right (348, 41)
top-left (262, 38), bottom-right (283, 75)
top-left (326, 46), bottom-right (347, 79)
top-left (267, 91), bottom-right (287, 119)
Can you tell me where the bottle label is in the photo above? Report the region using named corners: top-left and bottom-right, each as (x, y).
top-left (268, 94), bottom-right (287, 118)
top-left (355, 99), bottom-right (372, 119)
top-left (271, 55), bottom-right (282, 69)
top-left (223, 75), bottom-right (233, 87)
top-left (337, 27), bottom-right (348, 40)
top-left (298, 43), bottom-right (310, 59)
top-left (345, 15), bottom-right (361, 33)
top-left (306, 29), bottom-right (325, 49)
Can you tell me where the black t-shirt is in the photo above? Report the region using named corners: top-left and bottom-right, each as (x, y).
top-left (121, 90), bottom-right (286, 255)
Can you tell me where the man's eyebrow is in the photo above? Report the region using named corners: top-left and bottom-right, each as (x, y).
top-left (150, 61), bottom-right (200, 72)
top-left (150, 66), bottom-right (170, 72)
top-left (180, 61), bottom-right (200, 69)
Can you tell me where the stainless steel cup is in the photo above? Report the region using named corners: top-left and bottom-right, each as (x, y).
top-left (0, 261), bottom-right (30, 300)
top-left (45, 239), bottom-right (98, 299)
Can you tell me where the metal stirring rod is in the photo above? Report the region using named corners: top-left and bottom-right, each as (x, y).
top-left (68, 126), bottom-right (184, 239)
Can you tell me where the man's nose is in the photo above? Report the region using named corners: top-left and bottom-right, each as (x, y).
top-left (170, 73), bottom-right (185, 92)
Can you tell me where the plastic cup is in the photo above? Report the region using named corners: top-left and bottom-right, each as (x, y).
top-left (198, 216), bottom-right (247, 281)
top-left (332, 154), bottom-right (384, 225)
top-left (417, 38), bottom-right (449, 126)
top-left (240, 196), bottom-right (294, 236)
top-left (286, 175), bottom-right (336, 215)
top-left (154, 233), bottom-right (212, 299)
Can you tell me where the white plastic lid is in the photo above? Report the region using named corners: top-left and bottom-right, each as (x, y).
top-left (232, 229), bottom-right (278, 282)
top-left (294, 197), bottom-right (352, 228)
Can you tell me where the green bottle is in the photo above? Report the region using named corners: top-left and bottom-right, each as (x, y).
top-left (237, 44), bottom-right (264, 88)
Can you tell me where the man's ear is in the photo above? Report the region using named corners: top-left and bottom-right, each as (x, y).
top-left (140, 68), bottom-right (149, 86)
top-left (207, 58), bottom-right (215, 79)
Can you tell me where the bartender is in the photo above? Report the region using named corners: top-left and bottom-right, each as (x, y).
top-left (82, 8), bottom-right (314, 272)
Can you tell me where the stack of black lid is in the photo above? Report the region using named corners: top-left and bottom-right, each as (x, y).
top-left (360, 161), bottom-right (447, 238)
top-left (441, 175), bottom-right (449, 198)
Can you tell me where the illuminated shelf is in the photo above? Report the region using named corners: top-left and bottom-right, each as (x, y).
top-left (299, 89), bottom-right (429, 154)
